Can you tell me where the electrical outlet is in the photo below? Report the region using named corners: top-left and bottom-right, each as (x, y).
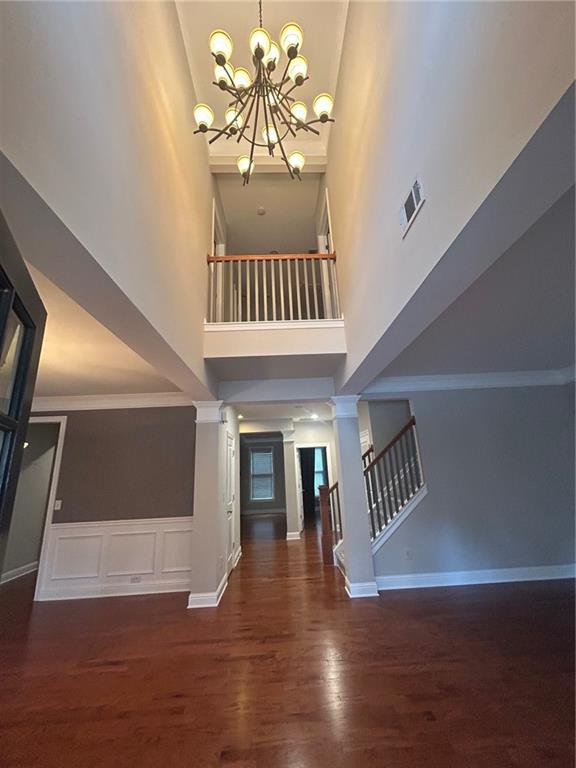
top-left (54, 500), bottom-right (62, 511)
top-left (130, 576), bottom-right (141, 583)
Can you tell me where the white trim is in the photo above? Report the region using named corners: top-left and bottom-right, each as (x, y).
top-left (193, 400), bottom-right (223, 423)
top-left (286, 531), bottom-right (301, 541)
top-left (295, 441), bottom-right (334, 488)
top-left (330, 395), bottom-right (360, 419)
top-left (233, 547), bottom-right (242, 568)
top-left (205, 319), bottom-right (345, 332)
top-left (345, 577), bottom-right (379, 598)
top-left (1, 560), bottom-right (38, 584)
top-left (32, 392), bottom-right (194, 413)
top-left (375, 563), bottom-right (576, 591)
top-left (32, 415), bottom-right (68, 601)
top-left (371, 486), bottom-right (429, 556)
top-left (363, 367), bottom-right (575, 396)
top-left (36, 517), bottom-right (194, 601)
top-left (187, 572), bottom-right (228, 609)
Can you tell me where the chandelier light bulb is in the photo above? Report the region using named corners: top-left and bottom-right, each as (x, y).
top-left (280, 23), bottom-right (303, 58)
top-left (233, 67), bottom-right (252, 91)
top-left (237, 155), bottom-right (254, 177)
top-left (287, 55), bottom-right (308, 85)
top-left (262, 124), bottom-right (279, 147)
top-left (313, 93), bottom-right (334, 122)
top-left (225, 107), bottom-right (243, 133)
top-left (208, 30), bottom-right (233, 66)
top-left (288, 151), bottom-right (306, 173)
top-left (214, 63), bottom-right (234, 88)
top-left (249, 27), bottom-right (271, 59)
top-left (193, 103), bottom-right (215, 132)
top-left (290, 101), bottom-right (308, 124)
top-left (263, 41), bottom-right (280, 70)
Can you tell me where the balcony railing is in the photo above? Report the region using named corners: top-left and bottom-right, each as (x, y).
top-left (207, 253), bottom-right (341, 323)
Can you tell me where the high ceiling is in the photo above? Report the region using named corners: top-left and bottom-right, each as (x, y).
top-left (29, 265), bottom-right (179, 397)
top-left (216, 172), bottom-right (321, 253)
top-left (176, 1), bottom-right (349, 166)
top-left (375, 189), bottom-right (575, 380)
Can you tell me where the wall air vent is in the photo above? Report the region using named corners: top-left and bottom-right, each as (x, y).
top-left (399, 177), bottom-right (425, 238)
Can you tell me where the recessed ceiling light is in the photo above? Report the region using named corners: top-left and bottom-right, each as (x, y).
top-left (23, 441), bottom-right (29, 448)
top-left (238, 414), bottom-right (244, 420)
top-left (311, 413), bottom-right (319, 420)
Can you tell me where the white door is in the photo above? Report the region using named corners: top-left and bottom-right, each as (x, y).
top-left (225, 431), bottom-right (235, 573)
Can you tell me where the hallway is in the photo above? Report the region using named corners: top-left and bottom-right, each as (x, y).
top-left (0, 524), bottom-right (573, 767)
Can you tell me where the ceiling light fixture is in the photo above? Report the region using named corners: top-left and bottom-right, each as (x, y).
top-left (194, 0), bottom-right (335, 184)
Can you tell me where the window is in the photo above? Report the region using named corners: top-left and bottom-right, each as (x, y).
top-left (313, 448), bottom-right (327, 497)
top-left (250, 447), bottom-right (274, 501)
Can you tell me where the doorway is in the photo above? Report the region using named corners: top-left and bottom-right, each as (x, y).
top-left (297, 446), bottom-right (328, 528)
top-left (0, 416), bottom-right (66, 596)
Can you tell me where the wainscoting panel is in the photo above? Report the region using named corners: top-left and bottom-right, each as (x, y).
top-left (36, 517), bottom-right (194, 601)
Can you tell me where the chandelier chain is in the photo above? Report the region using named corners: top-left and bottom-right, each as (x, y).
top-left (259, 0), bottom-right (262, 27)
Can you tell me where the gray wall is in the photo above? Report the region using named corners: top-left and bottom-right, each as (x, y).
top-left (240, 433), bottom-right (286, 515)
top-left (368, 400), bottom-right (411, 454)
top-left (2, 423), bottom-right (59, 575)
top-left (373, 385), bottom-right (575, 576)
top-left (42, 407), bottom-right (196, 523)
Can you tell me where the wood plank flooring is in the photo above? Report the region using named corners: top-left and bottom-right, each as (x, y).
top-left (0, 514), bottom-right (573, 767)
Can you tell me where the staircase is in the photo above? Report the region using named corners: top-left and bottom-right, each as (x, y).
top-left (363, 416), bottom-right (426, 549)
top-left (319, 416), bottom-right (427, 571)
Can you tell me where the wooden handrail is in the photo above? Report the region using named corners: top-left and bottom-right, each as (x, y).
top-left (328, 481), bottom-right (339, 494)
top-left (207, 252), bottom-right (337, 263)
top-left (361, 445), bottom-right (374, 461)
top-left (364, 417), bottom-right (416, 473)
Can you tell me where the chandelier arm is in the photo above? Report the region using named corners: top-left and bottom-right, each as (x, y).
top-left (245, 60), bottom-right (262, 183)
top-left (260, 74), bottom-right (274, 157)
top-left (236, 83), bottom-right (259, 143)
top-left (296, 122), bottom-right (321, 136)
top-left (283, 77), bottom-right (309, 100)
top-left (267, 104), bottom-right (295, 179)
top-left (264, 69), bottom-right (297, 139)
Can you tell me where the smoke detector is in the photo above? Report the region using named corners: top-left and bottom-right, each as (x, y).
top-left (257, 206), bottom-right (266, 216)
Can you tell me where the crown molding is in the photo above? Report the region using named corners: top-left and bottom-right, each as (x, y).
top-left (32, 392), bottom-right (195, 413)
top-left (362, 367), bottom-right (575, 396)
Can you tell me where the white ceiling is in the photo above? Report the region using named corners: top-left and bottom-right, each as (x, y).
top-left (176, 1), bottom-right (349, 165)
top-left (377, 189), bottom-right (575, 380)
top-left (217, 172), bottom-right (321, 253)
top-left (29, 265), bottom-right (179, 397)
top-left (237, 401), bottom-right (332, 421)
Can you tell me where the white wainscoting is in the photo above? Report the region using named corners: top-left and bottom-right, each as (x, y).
top-left (36, 517), bottom-right (194, 601)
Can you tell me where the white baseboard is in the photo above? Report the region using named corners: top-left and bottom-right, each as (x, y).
top-left (286, 531), bottom-right (301, 541)
top-left (1, 561), bottom-right (38, 584)
top-left (345, 577), bottom-right (379, 598)
top-left (187, 572), bottom-right (228, 609)
top-left (371, 486), bottom-right (428, 556)
top-left (35, 517), bottom-right (194, 602)
top-left (233, 547), bottom-right (242, 568)
top-left (375, 563), bottom-right (576, 591)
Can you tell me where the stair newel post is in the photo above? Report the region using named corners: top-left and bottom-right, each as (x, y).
top-left (319, 485), bottom-right (334, 565)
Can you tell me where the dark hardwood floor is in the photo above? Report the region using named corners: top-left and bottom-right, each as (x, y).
top-left (0, 517), bottom-right (573, 767)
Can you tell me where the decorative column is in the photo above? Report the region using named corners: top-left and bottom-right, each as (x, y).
top-left (188, 401), bottom-right (228, 608)
top-left (282, 428), bottom-right (301, 540)
top-left (331, 396), bottom-right (378, 598)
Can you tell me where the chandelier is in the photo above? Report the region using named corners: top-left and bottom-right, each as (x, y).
top-left (193, 0), bottom-right (335, 185)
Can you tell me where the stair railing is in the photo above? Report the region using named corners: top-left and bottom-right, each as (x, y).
top-left (319, 481), bottom-right (343, 564)
top-left (363, 416), bottom-right (424, 540)
top-left (206, 252), bottom-right (341, 323)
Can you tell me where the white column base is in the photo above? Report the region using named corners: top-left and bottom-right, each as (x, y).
top-left (345, 577), bottom-right (379, 598)
top-left (187, 572), bottom-right (228, 609)
top-left (286, 531), bottom-right (301, 541)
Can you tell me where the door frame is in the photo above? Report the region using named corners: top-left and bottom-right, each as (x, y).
top-left (31, 415), bottom-right (67, 601)
top-left (295, 441), bottom-right (333, 524)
